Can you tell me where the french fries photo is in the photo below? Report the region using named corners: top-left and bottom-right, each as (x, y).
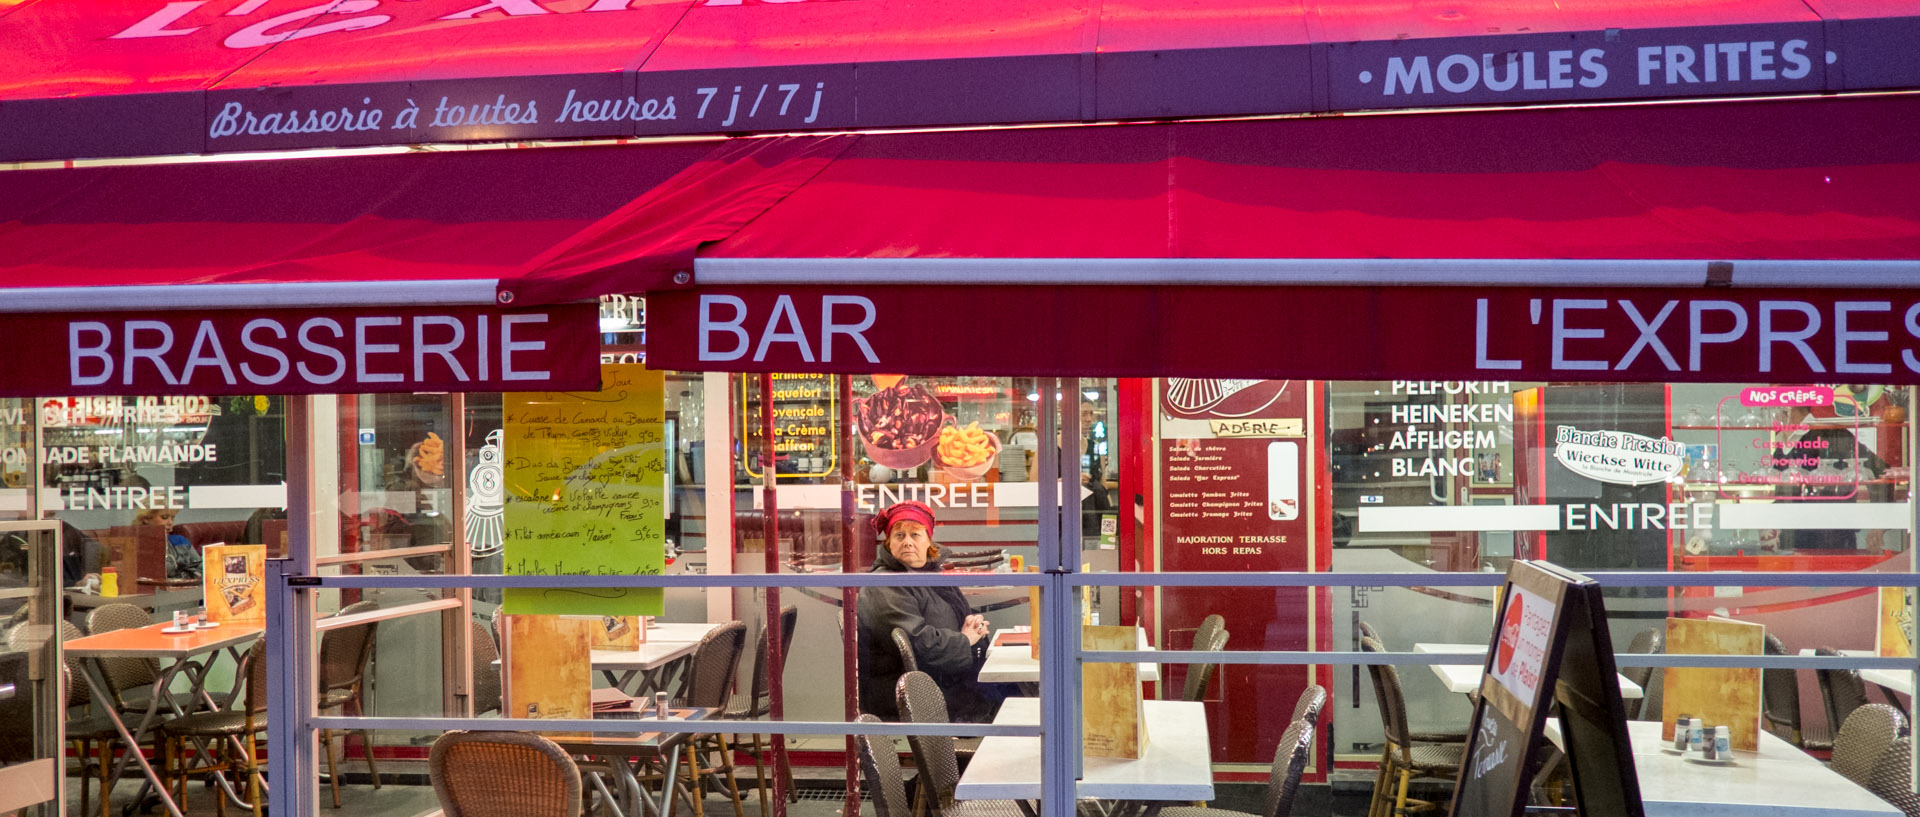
top-left (937, 423), bottom-right (997, 468)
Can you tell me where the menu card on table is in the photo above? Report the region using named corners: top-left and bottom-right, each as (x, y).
top-left (503, 615), bottom-right (593, 736)
top-left (1661, 616), bottom-right (1763, 751)
top-left (1082, 624), bottom-right (1146, 759)
top-left (203, 544), bottom-right (265, 624)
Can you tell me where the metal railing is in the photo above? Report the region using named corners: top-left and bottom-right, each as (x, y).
top-left (265, 565), bottom-right (1920, 815)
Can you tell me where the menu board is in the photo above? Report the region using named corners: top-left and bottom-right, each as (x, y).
top-left (501, 363), bottom-right (666, 617)
top-left (740, 373), bottom-right (837, 480)
top-left (1156, 379), bottom-right (1318, 763)
top-left (203, 544), bottom-right (265, 625)
top-left (1451, 561), bottom-right (1642, 817)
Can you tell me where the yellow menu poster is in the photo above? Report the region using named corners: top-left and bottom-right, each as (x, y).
top-left (203, 544), bottom-right (265, 625)
top-left (502, 363), bottom-right (667, 616)
top-left (1880, 587), bottom-right (1913, 657)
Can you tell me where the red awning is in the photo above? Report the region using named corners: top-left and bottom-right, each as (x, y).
top-left (2, 0), bottom-right (1917, 161)
top-left (0, 139), bottom-right (724, 295)
top-left (699, 94), bottom-right (1920, 265)
top-left (7, 92), bottom-right (1920, 305)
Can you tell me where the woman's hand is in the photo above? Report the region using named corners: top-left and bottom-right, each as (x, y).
top-left (962, 614), bottom-right (990, 645)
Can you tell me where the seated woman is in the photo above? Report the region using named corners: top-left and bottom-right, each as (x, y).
top-left (857, 501), bottom-right (997, 721)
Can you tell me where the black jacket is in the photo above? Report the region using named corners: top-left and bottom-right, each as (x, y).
top-left (857, 545), bottom-right (988, 720)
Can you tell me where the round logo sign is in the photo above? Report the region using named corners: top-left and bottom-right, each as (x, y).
top-left (1496, 594), bottom-right (1524, 674)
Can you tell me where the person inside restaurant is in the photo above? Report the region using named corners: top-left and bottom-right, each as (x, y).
top-left (857, 500), bottom-right (1000, 721)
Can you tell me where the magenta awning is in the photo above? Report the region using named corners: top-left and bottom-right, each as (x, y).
top-left (1, 0), bottom-right (1917, 161)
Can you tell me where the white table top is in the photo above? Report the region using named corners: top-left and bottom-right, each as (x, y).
top-left (644, 622), bottom-right (723, 644)
top-left (495, 621), bottom-right (721, 671)
top-left (955, 697), bottom-right (1213, 802)
top-left (980, 627), bottom-right (1161, 684)
top-left (1544, 719), bottom-right (1898, 817)
top-left (1414, 642), bottom-right (1643, 699)
top-left (1797, 648), bottom-right (1914, 698)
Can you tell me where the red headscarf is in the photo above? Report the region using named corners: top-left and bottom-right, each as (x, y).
top-left (871, 500), bottom-right (937, 538)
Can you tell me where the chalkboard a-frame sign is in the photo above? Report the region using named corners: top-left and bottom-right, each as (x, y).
top-left (1449, 561), bottom-right (1644, 817)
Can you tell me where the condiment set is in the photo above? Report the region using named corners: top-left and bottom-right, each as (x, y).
top-left (1672, 714), bottom-right (1733, 762)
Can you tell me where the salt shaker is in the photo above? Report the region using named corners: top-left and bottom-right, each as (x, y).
top-left (1714, 726), bottom-right (1731, 759)
top-left (654, 692), bottom-right (669, 719)
top-left (172, 610), bottom-right (190, 629)
top-left (1673, 715), bottom-right (1692, 751)
top-left (1688, 720), bottom-right (1706, 754)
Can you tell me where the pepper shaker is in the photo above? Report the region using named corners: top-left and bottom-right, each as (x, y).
top-left (654, 692), bottom-right (669, 719)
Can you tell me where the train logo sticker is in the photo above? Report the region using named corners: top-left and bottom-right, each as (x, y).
top-left (466, 429), bottom-right (506, 558)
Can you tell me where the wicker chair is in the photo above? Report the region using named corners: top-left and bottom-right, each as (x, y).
top-left (1357, 620), bottom-right (1381, 647)
top-left (893, 627), bottom-right (921, 673)
top-left (470, 619), bottom-right (502, 717)
top-left (680, 620), bottom-right (750, 817)
top-left (1637, 654), bottom-right (1667, 724)
top-left (725, 604), bottom-right (799, 817)
top-left (1761, 633), bottom-right (1806, 746)
top-left (160, 638), bottom-right (268, 817)
top-left (1156, 717), bottom-right (1315, 817)
top-left (1182, 627), bottom-right (1230, 703)
top-left (1868, 736), bottom-right (1920, 817)
top-left (1361, 636), bottom-right (1463, 817)
top-left (1620, 629), bottom-right (1662, 721)
top-left (896, 671), bottom-right (1021, 817)
top-left (85, 602), bottom-right (162, 714)
top-left (1358, 636), bottom-right (1465, 744)
top-left (855, 714), bottom-right (915, 817)
top-left (10, 619), bottom-right (122, 817)
top-left (1818, 647), bottom-right (1873, 753)
top-left (1291, 684), bottom-right (1328, 730)
top-left (1832, 703), bottom-right (1908, 786)
top-left (430, 730), bottom-right (583, 817)
top-left (317, 599), bottom-right (382, 806)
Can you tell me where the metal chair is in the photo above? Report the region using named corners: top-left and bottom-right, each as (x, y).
top-left (893, 627), bottom-right (921, 673)
top-left (317, 599), bottom-right (382, 806)
top-left (1867, 736), bottom-right (1920, 817)
top-left (1761, 632), bottom-right (1806, 746)
top-left (160, 638), bottom-right (267, 817)
top-left (1620, 628), bottom-right (1662, 721)
top-left (430, 730), bottom-right (583, 817)
top-left (1817, 647), bottom-right (1873, 751)
top-left (724, 604), bottom-right (799, 817)
top-left (1832, 703), bottom-right (1908, 786)
top-left (1182, 627), bottom-right (1229, 703)
top-left (1360, 637), bottom-right (1462, 817)
top-left (1156, 717), bottom-right (1315, 817)
top-left (680, 620), bottom-right (750, 817)
top-left (855, 714), bottom-right (914, 817)
top-left (85, 602), bottom-right (162, 714)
